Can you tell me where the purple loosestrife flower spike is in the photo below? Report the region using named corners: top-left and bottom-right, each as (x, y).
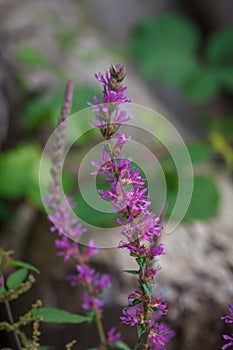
top-left (89, 65), bottom-right (175, 349)
top-left (49, 80), bottom-right (73, 206)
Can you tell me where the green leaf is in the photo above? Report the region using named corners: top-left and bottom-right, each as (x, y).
top-left (9, 260), bottom-right (40, 274)
top-left (110, 341), bottom-right (131, 350)
top-left (6, 268), bottom-right (28, 290)
top-left (134, 339), bottom-right (142, 350)
top-left (135, 257), bottom-right (146, 269)
top-left (166, 175), bottom-right (220, 221)
top-left (13, 44), bottom-right (48, 67)
top-left (142, 281), bottom-right (152, 298)
top-left (185, 142), bottom-right (214, 164)
top-left (148, 306), bottom-right (161, 313)
top-left (162, 141), bottom-right (213, 167)
top-left (206, 27), bottom-right (233, 66)
top-left (123, 270), bottom-right (139, 275)
top-left (33, 307), bottom-right (91, 324)
top-left (216, 66), bottom-right (233, 91)
top-left (73, 180), bottom-right (118, 227)
top-left (124, 299), bottom-right (142, 309)
top-left (0, 144), bottom-right (43, 205)
top-left (0, 200), bottom-right (14, 223)
top-left (184, 175), bottom-right (220, 221)
top-left (137, 323), bottom-right (147, 338)
top-left (130, 14), bottom-right (200, 85)
top-left (183, 66), bottom-right (219, 103)
top-left (0, 285), bottom-right (6, 295)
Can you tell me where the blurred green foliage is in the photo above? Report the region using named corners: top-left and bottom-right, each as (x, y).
top-left (0, 144), bottom-right (43, 205)
top-left (161, 141), bottom-right (220, 221)
top-left (1, 34), bottom-right (225, 225)
top-left (13, 44), bottom-right (49, 68)
top-left (23, 85), bottom-right (102, 131)
top-left (0, 143), bottom-right (73, 210)
top-left (130, 14), bottom-right (233, 102)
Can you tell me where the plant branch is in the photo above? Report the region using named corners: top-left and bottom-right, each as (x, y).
top-left (5, 300), bottom-right (22, 350)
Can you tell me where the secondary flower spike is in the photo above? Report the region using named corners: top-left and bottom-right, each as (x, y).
top-left (46, 80), bottom-right (118, 350)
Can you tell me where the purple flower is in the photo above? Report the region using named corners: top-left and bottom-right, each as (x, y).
top-left (84, 239), bottom-right (100, 259)
top-left (76, 265), bottom-right (96, 284)
top-left (106, 327), bottom-right (121, 345)
top-left (148, 321), bottom-right (175, 349)
top-left (222, 304), bottom-right (233, 324)
top-left (149, 296), bottom-right (168, 315)
top-left (92, 273), bottom-right (112, 294)
top-left (144, 265), bottom-right (158, 283)
top-left (93, 66), bottom-right (131, 105)
top-left (118, 239), bottom-right (147, 255)
top-left (148, 244), bottom-right (166, 259)
top-left (48, 197), bottom-right (86, 239)
top-left (137, 211), bottom-right (163, 243)
top-left (120, 304), bottom-right (143, 326)
top-left (82, 292), bottom-right (104, 313)
top-left (55, 236), bottom-right (79, 261)
top-left (222, 335), bottom-right (233, 350)
top-left (112, 133), bottom-right (131, 156)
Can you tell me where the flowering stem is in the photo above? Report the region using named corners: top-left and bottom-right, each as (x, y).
top-left (5, 300), bottom-right (22, 350)
top-left (89, 65), bottom-right (175, 349)
top-left (85, 277), bottom-right (107, 348)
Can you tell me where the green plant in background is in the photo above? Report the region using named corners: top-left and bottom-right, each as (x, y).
top-left (0, 248), bottom-right (91, 349)
top-left (130, 13), bottom-right (233, 103)
top-left (161, 141), bottom-right (220, 221)
top-left (22, 85), bottom-right (102, 133)
top-left (204, 116), bottom-right (233, 172)
top-left (129, 13), bottom-right (233, 220)
top-left (13, 45), bottom-right (49, 69)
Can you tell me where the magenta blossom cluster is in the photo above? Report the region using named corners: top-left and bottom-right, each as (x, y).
top-left (89, 65), bottom-right (175, 349)
top-left (221, 304), bottom-right (233, 350)
top-left (46, 81), bottom-right (121, 349)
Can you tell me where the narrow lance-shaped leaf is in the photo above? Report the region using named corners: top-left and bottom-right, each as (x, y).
top-left (142, 281), bottom-right (152, 298)
top-left (9, 260), bottom-right (40, 274)
top-left (33, 307), bottom-right (92, 324)
top-left (110, 341), bottom-right (132, 350)
top-left (123, 270), bottom-right (139, 275)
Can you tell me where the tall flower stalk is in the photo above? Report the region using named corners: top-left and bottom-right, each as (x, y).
top-left (89, 65), bottom-right (175, 349)
top-left (46, 81), bottom-right (120, 350)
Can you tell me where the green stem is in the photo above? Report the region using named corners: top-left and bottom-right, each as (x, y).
top-left (86, 281), bottom-right (107, 350)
